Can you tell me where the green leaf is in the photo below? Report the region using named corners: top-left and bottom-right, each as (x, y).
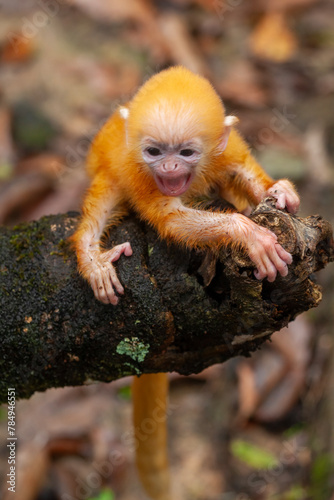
top-left (0, 163), bottom-right (13, 180)
top-left (283, 485), bottom-right (306, 500)
top-left (310, 453), bottom-right (333, 500)
top-left (230, 439), bottom-right (278, 469)
top-left (88, 488), bottom-right (115, 500)
top-left (0, 405), bottom-right (7, 421)
top-left (117, 385), bottom-right (131, 400)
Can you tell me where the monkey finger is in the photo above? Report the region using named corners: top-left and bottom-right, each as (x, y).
top-left (123, 242), bottom-right (133, 256)
top-left (89, 273), bottom-right (100, 301)
top-left (269, 181), bottom-right (300, 214)
top-left (254, 263), bottom-right (276, 282)
top-left (108, 242), bottom-right (133, 263)
top-left (270, 252), bottom-right (289, 278)
top-left (108, 266), bottom-right (125, 296)
top-left (275, 243), bottom-right (292, 265)
top-left (253, 255), bottom-right (277, 282)
top-left (91, 271), bottom-right (110, 305)
top-left (100, 270), bottom-right (119, 305)
top-left (262, 257), bottom-right (278, 282)
top-left (254, 269), bottom-right (262, 280)
top-left (279, 263), bottom-right (289, 277)
top-left (254, 264), bottom-right (267, 280)
top-left (258, 226), bottom-right (278, 241)
top-left (274, 193), bottom-right (287, 210)
top-left (254, 239), bottom-right (289, 281)
top-left (286, 193), bottom-right (300, 214)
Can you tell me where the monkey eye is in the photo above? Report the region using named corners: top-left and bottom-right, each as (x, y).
top-left (180, 149), bottom-right (194, 157)
top-left (146, 147), bottom-right (161, 157)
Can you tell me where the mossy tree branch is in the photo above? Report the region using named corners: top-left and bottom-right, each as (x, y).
top-left (0, 198), bottom-right (333, 404)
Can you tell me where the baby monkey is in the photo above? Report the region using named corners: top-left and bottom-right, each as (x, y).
top-left (72, 66), bottom-right (300, 500)
top-left (72, 66), bottom-right (299, 305)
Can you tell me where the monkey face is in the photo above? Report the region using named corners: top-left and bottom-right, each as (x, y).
top-left (141, 141), bottom-right (202, 196)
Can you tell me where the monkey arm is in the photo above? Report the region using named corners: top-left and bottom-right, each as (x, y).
top-left (219, 130), bottom-right (300, 214)
top-left (71, 173), bottom-right (132, 304)
top-left (142, 198), bottom-right (292, 282)
top-left (231, 155), bottom-right (300, 214)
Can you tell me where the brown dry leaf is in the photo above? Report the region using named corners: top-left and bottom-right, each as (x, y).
top-left (13, 386), bottom-right (133, 499)
top-left (16, 154), bottom-right (65, 177)
top-left (66, 0), bottom-right (153, 23)
top-left (167, 0), bottom-right (219, 10)
top-left (1, 31), bottom-right (35, 63)
top-left (259, 0), bottom-right (318, 11)
top-left (255, 316), bottom-right (312, 422)
top-left (2, 444), bottom-right (49, 500)
top-left (22, 168), bottom-right (89, 221)
top-left (90, 426), bottom-right (130, 491)
top-left (66, 0), bottom-right (169, 62)
top-left (0, 106), bottom-right (15, 175)
top-left (194, 0), bottom-right (224, 10)
top-left (216, 60), bottom-right (269, 107)
top-left (304, 124), bottom-right (334, 187)
top-left (49, 461), bottom-right (80, 500)
top-left (47, 436), bottom-right (90, 458)
top-left (249, 12), bottom-right (298, 63)
top-left (236, 361), bottom-right (259, 422)
top-left (69, 60), bottom-right (141, 100)
top-left (235, 316), bottom-right (312, 423)
top-left (0, 154), bottom-right (66, 224)
top-left (0, 172), bottom-right (55, 224)
top-left (17, 386), bottom-right (119, 444)
top-left (159, 13), bottom-right (211, 77)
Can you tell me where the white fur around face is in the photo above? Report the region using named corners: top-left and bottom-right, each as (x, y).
top-left (141, 100), bottom-right (203, 146)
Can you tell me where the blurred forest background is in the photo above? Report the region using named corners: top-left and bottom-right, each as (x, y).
top-left (0, 0), bottom-right (334, 499)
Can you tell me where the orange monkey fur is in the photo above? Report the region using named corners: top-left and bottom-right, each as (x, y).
top-left (132, 374), bottom-right (170, 500)
top-left (72, 66), bottom-right (299, 500)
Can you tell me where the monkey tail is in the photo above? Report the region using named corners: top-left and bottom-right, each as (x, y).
top-left (132, 373), bottom-right (171, 500)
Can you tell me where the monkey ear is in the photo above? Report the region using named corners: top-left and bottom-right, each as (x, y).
top-left (119, 106), bottom-right (130, 146)
top-left (218, 115), bottom-right (239, 152)
top-left (119, 106), bottom-right (130, 120)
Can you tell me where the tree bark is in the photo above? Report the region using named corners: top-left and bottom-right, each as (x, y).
top-left (0, 198), bottom-right (333, 404)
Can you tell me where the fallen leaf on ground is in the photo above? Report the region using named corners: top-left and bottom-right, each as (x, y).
top-left (167, 0), bottom-right (220, 11)
top-left (159, 13), bottom-right (211, 77)
top-left (0, 106), bottom-right (15, 179)
top-left (0, 172), bottom-right (55, 224)
top-left (22, 168), bottom-right (89, 221)
top-left (236, 316), bottom-right (312, 422)
top-left (236, 362), bottom-right (258, 422)
top-left (68, 60), bottom-right (141, 100)
top-left (304, 124), bottom-right (334, 187)
top-left (2, 444), bottom-right (49, 500)
top-left (258, 0), bottom-right (318, 12)
top-left (256, 316), bottom-right (312, 422)
top-left (66, 0), bottom-right (169, 63)
top-left (216, 60), bottom-right (269, 107)
top-left (65, 0), bottom-right (154, 24)
top-left (249, 12), bottom-right (298, 63)
top-left (16, 154), bottom-right (65, 177)
top-left (1, 31), bottom-right (35, 63)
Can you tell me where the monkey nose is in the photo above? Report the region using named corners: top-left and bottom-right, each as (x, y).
top-left (163, 162), bottom-right (178, 172)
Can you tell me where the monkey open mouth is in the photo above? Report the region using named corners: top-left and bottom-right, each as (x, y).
top-left (155, 173), bottom-right (193, 197)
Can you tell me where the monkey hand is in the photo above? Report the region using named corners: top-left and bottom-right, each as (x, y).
top-left (86, 242), bottom-right (133, 305)
top-left (244, 223), bottom-right (292, 282)
top-left (267, 180), bottom-right (300, 214)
